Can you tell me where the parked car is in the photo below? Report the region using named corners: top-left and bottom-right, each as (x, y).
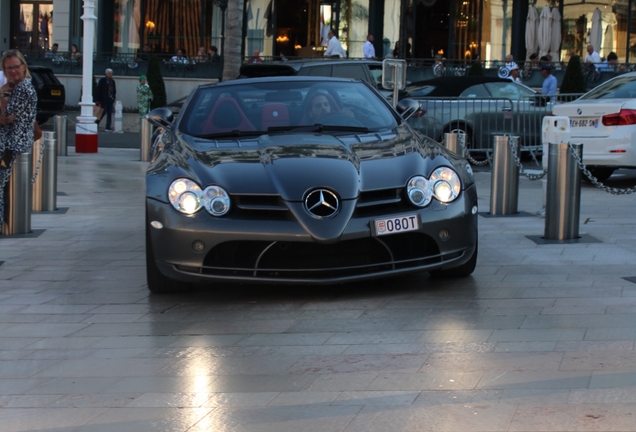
top-left (29, 65), bottom-right (66, 125)
top-left (401, 76), bottom-right (554, 156)
top-left (144, 76), bottom-right (478, 293)
top-left (239, 58), bottom-right (391, 94)
top-left (551, 72), bottom-right (636, 181)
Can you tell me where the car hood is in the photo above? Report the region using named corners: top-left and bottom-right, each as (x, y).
top-left (147, 128), bottom-right (464, 203)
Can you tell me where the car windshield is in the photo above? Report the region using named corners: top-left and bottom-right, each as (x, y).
top-left (580, 75), bottom-right (636, 100)
top-left (406, 85), bottom-right (436, 97)
top-left (484, 82), bottom-right (536, 100)
top-left (179, 80), bottom-right (399, 138)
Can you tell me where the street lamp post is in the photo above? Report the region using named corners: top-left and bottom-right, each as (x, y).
top-left (75, 0), bottom-right (98, 153)
top-left (214, 0), bottom-right (227, 81)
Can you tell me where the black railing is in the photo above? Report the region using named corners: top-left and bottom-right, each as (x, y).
top-left (22, 50), bottom-right (632, 89)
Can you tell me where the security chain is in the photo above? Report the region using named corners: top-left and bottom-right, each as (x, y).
top-left (31, 139), bottom-right (46, 184)
top-left (453, 134), bottom-right (491, 166)
top-left (507, 136), bottom-right (547, 181)
top-left (568, 142), bottom-right (636, 195)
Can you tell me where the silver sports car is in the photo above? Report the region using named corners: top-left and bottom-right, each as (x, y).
top-left (145, 76), bottom-right (478, 293)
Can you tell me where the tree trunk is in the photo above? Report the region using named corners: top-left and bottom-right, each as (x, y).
top-left (223, 0), bottom-right (245, 82)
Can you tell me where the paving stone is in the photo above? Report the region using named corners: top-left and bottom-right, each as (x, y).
top-left (0, 149), bottom-right (635, 430)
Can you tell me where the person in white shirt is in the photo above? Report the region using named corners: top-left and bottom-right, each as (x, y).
top-left (0, 71), bottom-right (6, 88)
top-left (508, 64), bottom-right (521, 83)
top-left (324, 30), bottom-right (346, 58)
top-left (585, 44), bottom-right (601, 66)
top-left (505, 54), bottom-right (517, 69)
top-left (362, 34), bottom-right (375, 59)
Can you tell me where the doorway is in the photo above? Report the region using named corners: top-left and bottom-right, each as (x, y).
top-left (413, 0), bottom-right (449, 59)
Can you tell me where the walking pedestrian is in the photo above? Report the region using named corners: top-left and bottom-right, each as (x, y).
top-left (0, 50), bottom-right (38, 230)
top-left (363, 34), bottom-right (376, 59)
top-left (136, 75), bottom-right (153, 118)
top-left (540, 63), bottom-right (557, 97)
top-left (324, 30), bottom-right (346, 58)
top-left (96, 68), bottom-right (116, 131)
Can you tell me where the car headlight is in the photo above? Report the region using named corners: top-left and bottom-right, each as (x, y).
top-left (168, 179), bottom-right (231, 217)
top-left (429, 167), bottom-right (461, 203)
top-left (202, 186), bottom-right (231, 216)
top-left (407, 176), bottom-right (433, 207)
top-left (407, 167), bottom-right (461, 207)
top-left (169, 178), bottom-right (202, 214)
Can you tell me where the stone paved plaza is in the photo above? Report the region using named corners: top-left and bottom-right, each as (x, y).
top-left (1, 145), bottom-right (636, 431)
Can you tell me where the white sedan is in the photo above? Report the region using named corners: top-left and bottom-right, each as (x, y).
top-left (552, 72), bottom-right (636, 181)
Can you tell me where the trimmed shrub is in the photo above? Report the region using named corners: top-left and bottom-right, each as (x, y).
top-left (147, 55), bottom-right (167, 109)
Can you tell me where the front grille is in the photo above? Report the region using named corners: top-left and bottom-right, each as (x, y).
top-left (200, 232), bottom-right (441, 280)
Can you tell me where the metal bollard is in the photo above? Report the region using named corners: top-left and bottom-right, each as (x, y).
top-left (40, 132), bottom-right (58, 211)
top-left (544, 142), bottom-right (582, 240)
top-left (1, 152), bottom-right (32, 236)
top-left (114, 100), bottom-right (123, 133)
top-left (32, 137), bottom-right (44, 212)
top-left (54, 115), bottom-right (68, 156)
top-left (443, 132), bottom-right (465, 157)
top-left (489, 135), bottom-right (520, 215)
top-left (140, 117), bottom-right (154, 162)
top-left (32, 132), bottom-right (57, 212)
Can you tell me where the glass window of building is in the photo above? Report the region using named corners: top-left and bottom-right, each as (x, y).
top-left (17, 1), bottom-right (53, 53)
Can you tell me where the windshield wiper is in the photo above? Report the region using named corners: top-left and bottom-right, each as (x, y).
top-left (195, 130), bottom-right (265, 139)
top-left (268, 124), bottom-right (369, 134)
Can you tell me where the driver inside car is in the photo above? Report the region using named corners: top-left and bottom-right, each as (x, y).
top-left (308, 94), bottom-right (332, 121)
top-left (305, 92), bottom-right (354, 123)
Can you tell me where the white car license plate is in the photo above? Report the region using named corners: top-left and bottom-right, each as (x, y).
top-left (570, 118), bottom-right (599, 128)
top-left (374, 214), bottom-right (419, 236)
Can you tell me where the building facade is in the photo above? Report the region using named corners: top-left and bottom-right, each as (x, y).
top-left (2, 0), bottom-right (635, 64)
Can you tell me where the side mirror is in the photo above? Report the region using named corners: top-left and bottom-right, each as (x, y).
top-left (396, 98), bottom-right (420, 120)
top-left (146, 107), bottom-right (175, 130)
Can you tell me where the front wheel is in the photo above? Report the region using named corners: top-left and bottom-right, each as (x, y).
top-left (146, 215), bottom-right (193, 293)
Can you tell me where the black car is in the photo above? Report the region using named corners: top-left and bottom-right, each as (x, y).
top-left (401, 76), bottom-right (552, 155)
top-left (240, 58), bottom-right (385, 91)
top-left (399, 76), bottom-right (520, 98)
top-left (144, 76), bottom-right (478, 293)
top-left (29, 65), bottom-right (66, 125)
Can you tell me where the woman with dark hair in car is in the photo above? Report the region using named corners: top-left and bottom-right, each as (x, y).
top-left (0, 50), bottom-right (38, 230)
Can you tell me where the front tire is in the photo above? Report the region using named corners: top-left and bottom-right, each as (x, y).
top-left (146, 215), bottom-right (193, 293)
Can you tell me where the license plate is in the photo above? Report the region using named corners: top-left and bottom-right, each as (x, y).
top-left (374, 214), bottom-right (419, 236)
top-left (570, 118), bottom-right (598, 128)
top-left (51, 89), bottom-right (61, 96)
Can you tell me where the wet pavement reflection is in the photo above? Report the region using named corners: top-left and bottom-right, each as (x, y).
top-left (1, 148), bottom-right (636, 431)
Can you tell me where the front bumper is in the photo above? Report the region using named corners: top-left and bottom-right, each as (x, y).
top-left (146, 184), bottom-right (478, 285)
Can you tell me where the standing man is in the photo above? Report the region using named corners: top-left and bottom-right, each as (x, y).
top-left (585, 44), bottom-right (601, 66)
top-left (363, 34), bottom-right (376, 59)
top-left (96, 68), bottom-right (116, 132)
top-left (324, 29), bottom-right (346, 58)
top-left (540, 64), bottom-right (557, 96)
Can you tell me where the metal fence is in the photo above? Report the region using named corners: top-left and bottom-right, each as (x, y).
top-left (407, 93), bottom-right (584, 160)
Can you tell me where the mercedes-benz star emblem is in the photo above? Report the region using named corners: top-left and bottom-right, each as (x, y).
top-left (304, 189), bottom-right (340, 219)
top-left (577, 109), bottom-right (582, 115)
